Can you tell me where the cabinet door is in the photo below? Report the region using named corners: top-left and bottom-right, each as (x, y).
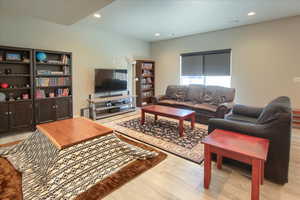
top-left (35, 99), bottom-right (56, 124)
top-left (0, 103), bottom-right (9, 133)
top-left (9, 101), bottom-right (33, 130)
top-left (56, 97), bottom-right (72, 120)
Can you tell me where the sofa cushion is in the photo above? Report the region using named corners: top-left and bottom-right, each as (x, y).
top-left (257, 96), bottom-right (291, 124)
top-left (158, 100), bottom-right (193, 107)
top-left (186, 84), bottom-right (205, 103)
top-left (205, 85), bottom-right (235, 103)
top-left (159, 100), bottom-right (217, 112)
top-left (165, 85), bottom-right (188, 101)
top-left (191, 103), bottom-right (218, 112)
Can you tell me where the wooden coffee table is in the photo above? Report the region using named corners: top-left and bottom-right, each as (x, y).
top-left (141, 105), bottom-right (196, 137)
top-left (202, 129), bottom-right (269, 200)
top-left (37, 117), bottom-right (113, 149)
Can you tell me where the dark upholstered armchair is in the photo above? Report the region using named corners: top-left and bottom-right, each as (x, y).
top-left (208, 96), bottom-right (292, 184)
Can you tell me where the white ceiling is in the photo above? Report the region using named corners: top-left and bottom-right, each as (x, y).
top-left (78, 0), bottom-right (300, 41)
top-left (1, 0), bottom-right (300, 42)
top-left (0, 0), bottom-right (113, 25)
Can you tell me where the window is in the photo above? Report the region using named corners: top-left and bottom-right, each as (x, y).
top-left (180, 49), bottom-right (231, 88)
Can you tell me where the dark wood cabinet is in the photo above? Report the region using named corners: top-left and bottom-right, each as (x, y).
top-left (35, 97), bottom-right (72, 124)
top-left (9, 101), bottom-right (33, 130)
top-left (0, 103), bottom-right (9, 133)
top-left (56, 97), bottom-right (72, 120)
top-left (0, 101), bottom-right (33, 133)
top-left (35, 99), bottom-right (56, 124)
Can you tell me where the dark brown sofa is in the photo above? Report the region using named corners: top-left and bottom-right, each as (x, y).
top-left (208, 96), bottom-right (292, 184)
top-left (152, 84), bottom-right (235, 124)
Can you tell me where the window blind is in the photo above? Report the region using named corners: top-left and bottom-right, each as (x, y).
top-left (181, 49), bottom-right (231, 76)
top-left (181, 54), bottom-right (203, 76)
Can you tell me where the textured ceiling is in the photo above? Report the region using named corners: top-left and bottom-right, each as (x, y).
top-left (78, 0), bottom-right (300, 41)
top-left (0, 0), bottom-right (113, 25)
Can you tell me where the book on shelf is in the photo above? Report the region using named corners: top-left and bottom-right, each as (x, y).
top-left (36, 77), bottom-right (70, 87)
top-left (35, 88), bottom-right (70, 99)
top-left (61, 55), bottom-right (70, 65)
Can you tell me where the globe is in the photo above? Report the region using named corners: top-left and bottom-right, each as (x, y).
top-left (36, 52), bottom-right (47, 62)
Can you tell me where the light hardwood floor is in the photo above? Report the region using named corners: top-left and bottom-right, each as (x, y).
top-left (0, 114), bottom-right (299, 200)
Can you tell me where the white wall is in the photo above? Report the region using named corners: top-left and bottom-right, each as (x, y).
top-left (0, 15), bottom-right (150, 115)
top-left (151, 16), bottom-right (300, 108)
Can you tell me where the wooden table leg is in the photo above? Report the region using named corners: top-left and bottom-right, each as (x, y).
top-left (154, 114), bottom-right (158, 121)
top-left (217, 154), bottom-right (223, 170)
top-left (252, 159), bottom-right (261, 200)
top-left (141, 110), bottom-right (145, 125)
top-left (179, 119), bottom-right (184, 137)
top-left (261, 161), bottom-right (264, 185)
top-left (204, 144), bottom-right (211, 189)
top-left (191, 114), bottom-right (195, 129)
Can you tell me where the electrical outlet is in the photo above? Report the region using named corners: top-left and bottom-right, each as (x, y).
top-left (293, 77), bottom-right (300, 83)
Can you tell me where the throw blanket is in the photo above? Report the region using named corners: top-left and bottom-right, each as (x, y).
top-left (0, 131), bottom-right (157, 200)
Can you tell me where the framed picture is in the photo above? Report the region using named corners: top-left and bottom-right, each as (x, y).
top-left (6, 52), bottom-right (21, 61)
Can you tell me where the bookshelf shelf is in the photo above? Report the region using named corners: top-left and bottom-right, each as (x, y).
top-left (0, 61), bottom-right (31, 65)
top-left (36, 63), bottom-right (71, 66)
top-left (36, 75), bottom-right (71, 77)
top-left (0, 74), bottom-right (30, 77)
top-left (0, 87), bottom-right (31, 91)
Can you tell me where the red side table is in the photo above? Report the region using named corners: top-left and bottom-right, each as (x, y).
top-left (202, 129), bottom-right (269, 200)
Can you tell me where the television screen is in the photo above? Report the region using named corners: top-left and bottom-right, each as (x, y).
top-left (95, 69), bottom-right (128, 93)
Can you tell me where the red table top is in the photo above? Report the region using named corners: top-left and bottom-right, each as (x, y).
top-left (141, 105), bottom-right (195, 118)
top-left (202, 129), bottom-right (269, 161)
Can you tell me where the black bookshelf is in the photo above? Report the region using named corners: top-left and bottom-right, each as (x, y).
top-left (0, 45), bottom-right (34, 133)
top-left (33, 49), bottom-right (73, 124)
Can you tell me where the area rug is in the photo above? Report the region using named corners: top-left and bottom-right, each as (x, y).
top-left (104, 114), bottom-right (208, 164)
top-left (0, 134), bottom-right (167, 200)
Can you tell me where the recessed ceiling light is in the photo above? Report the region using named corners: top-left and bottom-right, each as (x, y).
top-left (248, 12), bottom-right (256, 16)
top-left (155, 33), bottom-right (160, 37)
top-left (94, 13), bottom-right (101, 18)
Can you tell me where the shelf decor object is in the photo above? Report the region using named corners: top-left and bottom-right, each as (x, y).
top-left (135, 60), bottom-right (155, 107)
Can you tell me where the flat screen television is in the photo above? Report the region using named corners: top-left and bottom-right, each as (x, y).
top-left (95, 69), bottom-right (128, 93)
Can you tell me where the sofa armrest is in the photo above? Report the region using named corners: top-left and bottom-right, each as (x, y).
top-left (151, 95), bottom-right (167, 104)
top-left (232, 104), bottom-right (263, 118)
top-left (216, 102), bottom-right (234, 118)
top-left (208, 118), bottom-right (270, 138)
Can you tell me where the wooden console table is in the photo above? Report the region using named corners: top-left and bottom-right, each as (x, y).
top-left (202, 129), bottom-right (269, 200)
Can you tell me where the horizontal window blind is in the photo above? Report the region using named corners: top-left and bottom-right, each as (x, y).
top-left (181, 49), bottom-right (231, 76)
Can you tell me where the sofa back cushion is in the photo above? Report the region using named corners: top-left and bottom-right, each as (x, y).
top-left (165, 85), bottom-right (189, 101)
top-left (204, 86), bottom-right (236, 105)
top-left (257, 96), bottom-right (291, 124)
top-left (186, 84), bottom-right (205, 102)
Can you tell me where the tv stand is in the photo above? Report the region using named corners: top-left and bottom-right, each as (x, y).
top-left (88, 95), bottom-right (136, 120)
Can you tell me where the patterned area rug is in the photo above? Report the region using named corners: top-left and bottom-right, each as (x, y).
top-left (0, 134), bottom-right (167, 200)
top-left (105, 114), bottom-right (208, 164)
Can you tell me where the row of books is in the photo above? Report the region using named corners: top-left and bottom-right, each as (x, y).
top-left (142, 63), bottom-right (153, 70)
top-left (141, 78), bottom-right (152, 84)
top-left (35, 88), bottom-right (70, 99)
top-left (36, 77), bottom-right (70, 87)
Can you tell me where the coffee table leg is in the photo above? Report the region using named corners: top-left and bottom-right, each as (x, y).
top-left (204, 144), bottom-right (211, 189)
top-left (261, 161), bottom-right (264, 185)
top-left (191, 114), bottom-right (195, 129)
top-left (252, 159), bottom-right (261, 200)
top-left (217, 154), bottom-right (223, 170)
top-left (179, 119), bottom-right (184, 137)
top-left (141, 110), bottom-right (145, 125)
top-left (155, 114), bottom-right (158, 121)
